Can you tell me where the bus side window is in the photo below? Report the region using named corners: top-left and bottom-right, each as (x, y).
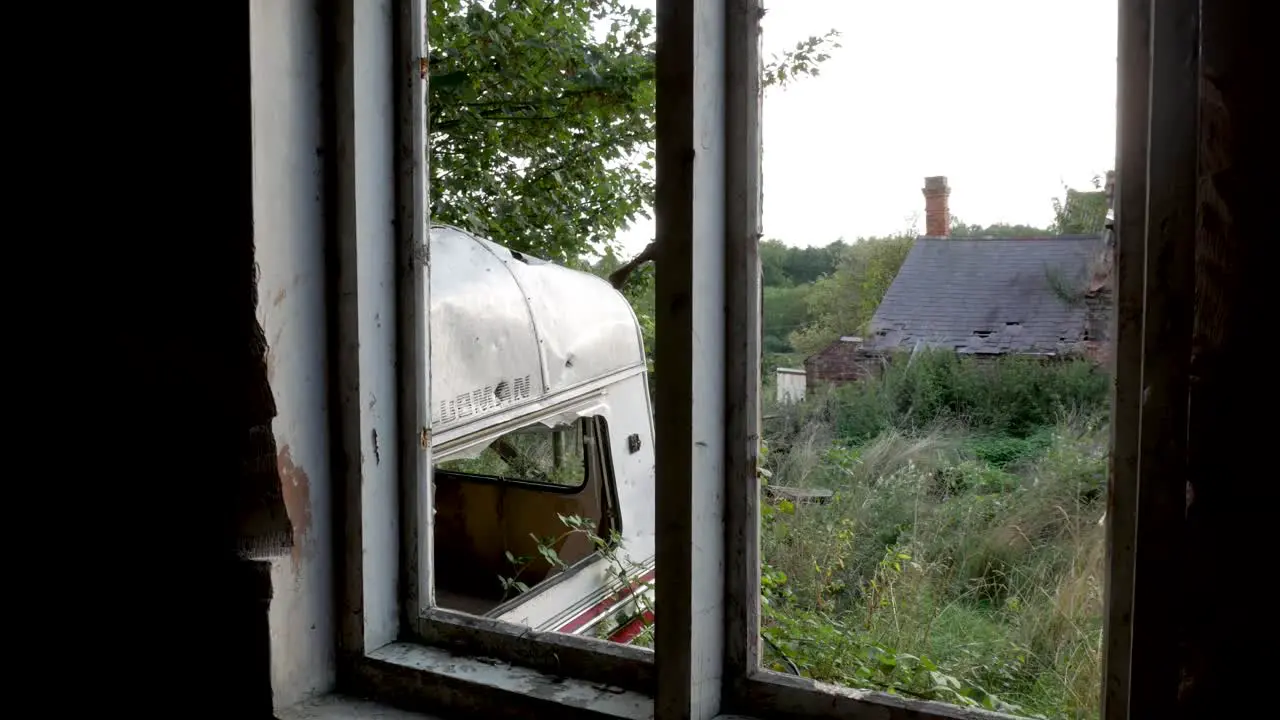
top-left (437, 417), bottom-right (589, 489)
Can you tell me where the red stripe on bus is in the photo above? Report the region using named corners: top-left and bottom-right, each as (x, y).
top-left (555, 568), bottom-right (656, 634)
top-left (608, 609), bottom-right (654, 644)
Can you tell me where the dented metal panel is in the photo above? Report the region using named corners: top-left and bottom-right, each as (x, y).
top-left (427, 226), bottom-right (656, 637)
top-left (429, 225), bottom-right (646, 434)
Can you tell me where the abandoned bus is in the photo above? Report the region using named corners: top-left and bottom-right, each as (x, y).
top-left (428, 224), bottom-right (656, 644)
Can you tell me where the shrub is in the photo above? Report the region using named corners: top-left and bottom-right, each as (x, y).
top-left (815, 351), bottom-right (1109, 443)
top-left (760, 373), bottom-right (1110, 719)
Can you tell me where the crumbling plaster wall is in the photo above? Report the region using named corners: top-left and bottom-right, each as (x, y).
top-left (250, 0), bottom-right (336, 708)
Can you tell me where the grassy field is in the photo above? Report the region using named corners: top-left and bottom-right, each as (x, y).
top-left (759, 351), bottom-right (1110, 719)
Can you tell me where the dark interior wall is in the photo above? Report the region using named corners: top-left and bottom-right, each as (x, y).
top-left (159, 8), bottom-right (279, 715)
top-left (86, 3), bottom-right (284, 716)
top-left (97, 0), bottom-right (338, 709)
top-left (433, 473), bottom-right (605, 599)
top-left (1180, 3), bottom-right (1266, 717)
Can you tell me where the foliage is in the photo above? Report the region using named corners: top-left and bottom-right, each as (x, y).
top-left (1050, 175), bottom-right (1110, 236)
top-left (962, 431), bottom-right (1054, 469)
top-left (761, 553), bottom-right (1032, 715)
top-left (788, 233), bottom-right (916, 355)
top-left (763, 284), bottom-right (812, 353)
top-left (763, 30), bottom-right (842, 89)
top-left (759, 238), bottom-right (846, 287)
top-left (771, 351), bottom-right (1110, 444)
top-left (500, 513), bottom-right (654, 646)
top-left (438, 420), bottom-right (589, 487)
top-left (429, 0), bottom-right (839, 263)
top-left (430, 0), bottom-right (654, 263)
top-left (949, 219), bottom-right (1051, 238)
top-left (759, 238), bottom-right (854, 354)
top-left (1045, 265), bottom-right (1090, 307)
top-left (759, 360), bottom-right (1112, 718)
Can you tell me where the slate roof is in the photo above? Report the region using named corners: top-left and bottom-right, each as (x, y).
top-left (863, 235), bottom-right (1105, 355)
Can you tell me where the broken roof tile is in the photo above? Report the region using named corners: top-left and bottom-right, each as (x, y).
top-left (863, 235), bottom-right (1105, 355)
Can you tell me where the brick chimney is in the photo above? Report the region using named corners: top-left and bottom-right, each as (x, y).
top-left (922, 176), bottom-right (950, 237)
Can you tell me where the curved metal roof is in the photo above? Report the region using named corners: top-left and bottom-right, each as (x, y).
top-left (430, 224), bottom-right (646, 433)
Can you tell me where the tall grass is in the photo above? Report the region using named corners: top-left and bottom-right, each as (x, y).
top-left (771, 350), bottom-right (1109, 444)
top-left (760, 351), bottom-right (1110, 718)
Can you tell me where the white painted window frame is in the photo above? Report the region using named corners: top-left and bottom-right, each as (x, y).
top-left (333, 1), bottom-right (658, 716)
top-left (331, 0), bottom-right (1185, 718)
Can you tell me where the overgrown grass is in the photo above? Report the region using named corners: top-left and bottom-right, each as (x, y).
top-left (760, 351), bottom-right (1109, 718)
top-left (771, 350), bottom-right (1109, 444)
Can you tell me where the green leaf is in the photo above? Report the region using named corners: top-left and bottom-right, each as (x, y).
top-left (429, 0), bottom-right (834, 262)
top-left (536, 541), bottom-right (563, 568)
top-left (430, 70), bottom-right (469, 89)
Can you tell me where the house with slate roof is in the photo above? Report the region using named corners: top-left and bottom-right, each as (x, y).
top-left (804, 176), bottom-right (1113, 387)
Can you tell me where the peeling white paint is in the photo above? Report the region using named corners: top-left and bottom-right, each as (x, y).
top-left (250, 0), bottom-right (335, 707)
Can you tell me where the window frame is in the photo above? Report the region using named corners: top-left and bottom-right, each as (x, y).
top-left (431, 409), bottom-right (628, 616)
top-left (330, 1), bottom-right (659, 702)
top-left (330, 0), bottom-right (1190, 718)
top-left (434, 413), bottom-right (596, 492)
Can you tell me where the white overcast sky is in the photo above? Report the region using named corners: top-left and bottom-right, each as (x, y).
top-left (615, 0), bottom-right (1117, 255)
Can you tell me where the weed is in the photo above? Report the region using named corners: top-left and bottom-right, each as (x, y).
top-left (760, 353), bottom-right (1109, 719)
top-left (500, 513), bottom-right (654, 641)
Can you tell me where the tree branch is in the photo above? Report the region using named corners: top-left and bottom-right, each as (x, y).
top-left (609, 240), bottom-right (656, 290)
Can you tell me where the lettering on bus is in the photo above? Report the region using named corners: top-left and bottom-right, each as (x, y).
top-left (436, 374), bottom-right (534, 425)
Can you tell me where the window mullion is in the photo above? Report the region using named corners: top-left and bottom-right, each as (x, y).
top-left (722, 0), bottom-right (765, 699)
top-left (394, 0), bottom-right (431, 631)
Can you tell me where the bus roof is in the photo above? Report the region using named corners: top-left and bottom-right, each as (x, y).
top-left (430, 224), bottom-right (646, 432)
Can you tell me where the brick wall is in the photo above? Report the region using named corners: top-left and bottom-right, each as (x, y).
top-left (1082, 234), bottom-right (1115, 366)
top-left (804, 339), bottom-right (883, 386)
top-left (922, 176), bottom-right (951, 237)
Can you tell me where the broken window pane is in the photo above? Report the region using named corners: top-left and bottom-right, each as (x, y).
top-left (437, 418), bottom-right (588, 488)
